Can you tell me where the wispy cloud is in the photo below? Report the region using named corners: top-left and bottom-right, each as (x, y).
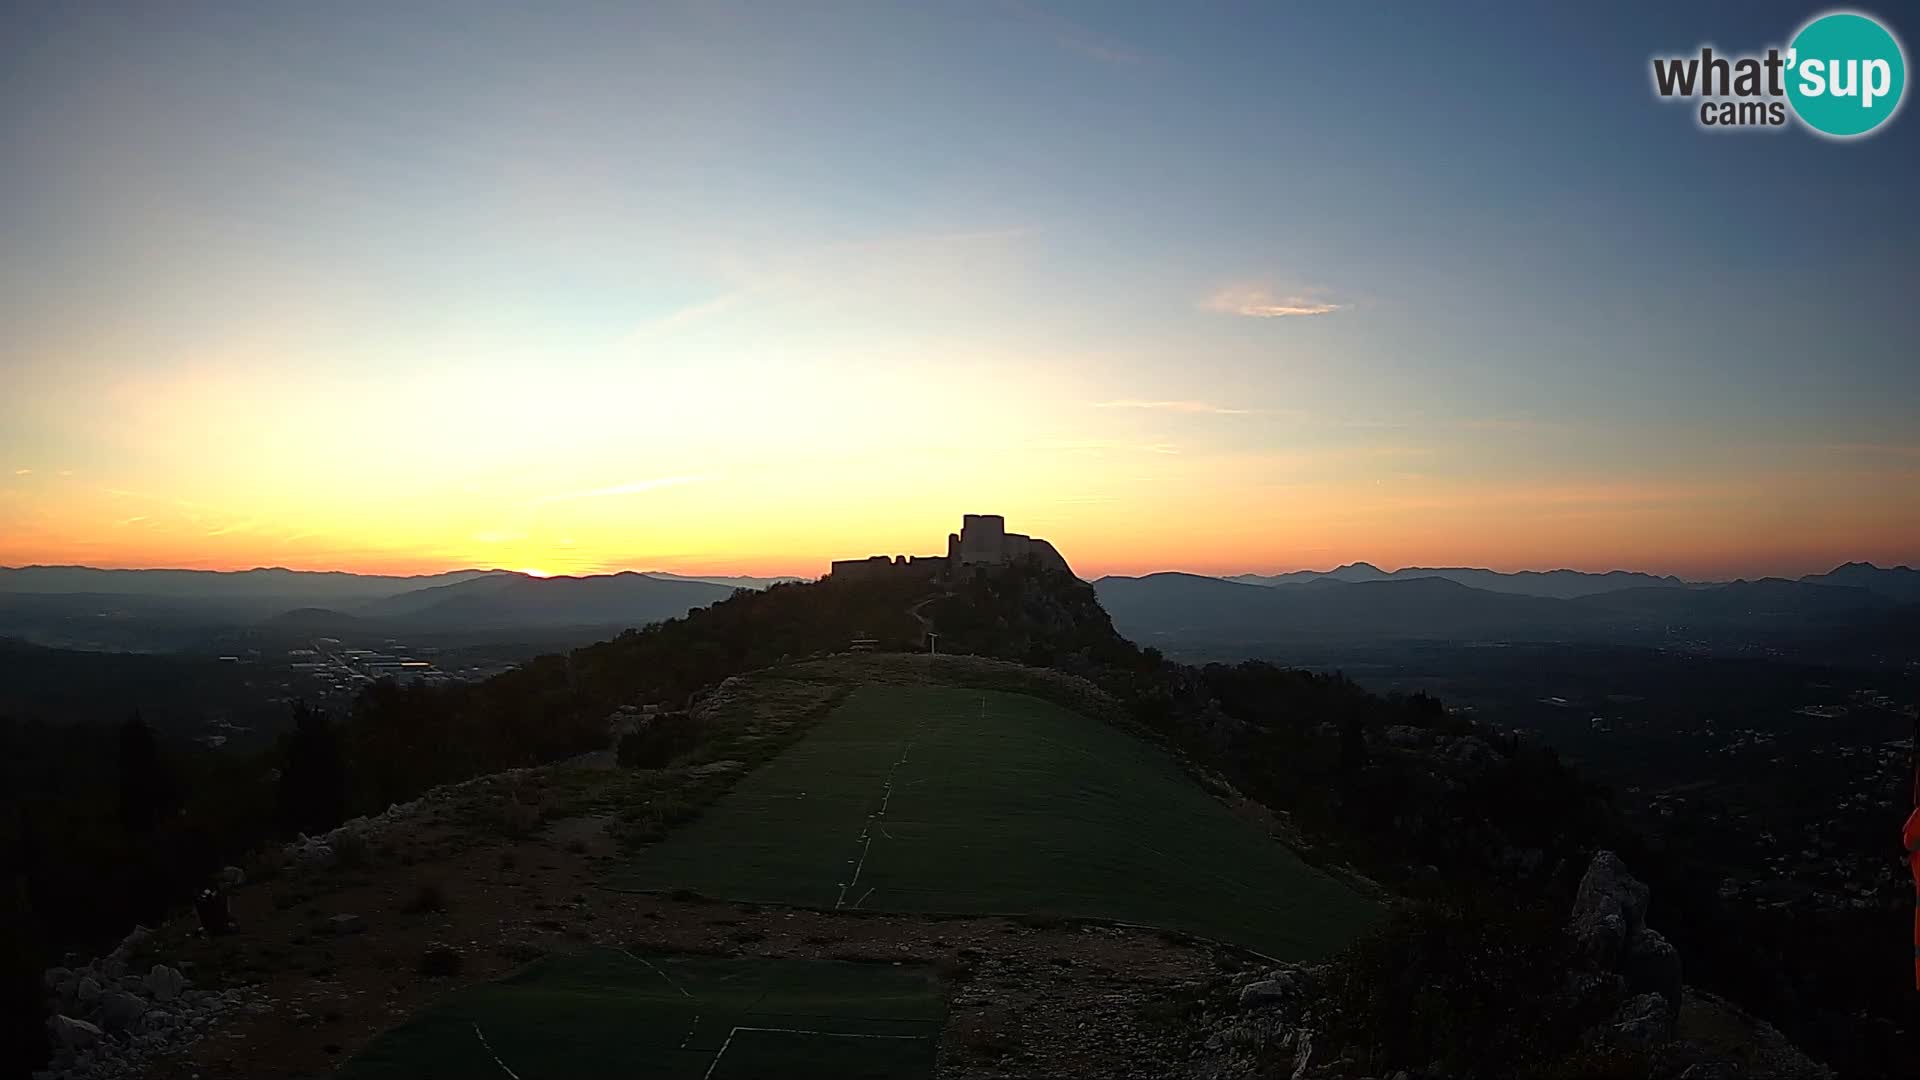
top-left (1204, 284), bottom-right (1343, 318)
top-left (530, 475), bottom-right (700, 505)
top-left (1005, 1), bottom-right (1149, 65)
top-left (624, 294), bottom-right (739, 343)
top-left (12, 468), bottom-right (30, 476)
top-left (1093, 399), bottom-right (1255, 415)
top-left (1454, 416), bottom-right (1571, 434)
top-left (1819, 442), bottom-right (1920, 457)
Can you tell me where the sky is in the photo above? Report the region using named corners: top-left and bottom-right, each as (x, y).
top-left (2, 2), bottom-right (1917, 581)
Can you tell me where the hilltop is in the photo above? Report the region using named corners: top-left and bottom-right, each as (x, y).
top-left (12, 554), bottom-right (1842, 1079)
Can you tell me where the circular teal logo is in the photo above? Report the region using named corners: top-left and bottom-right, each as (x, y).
top-left (1786, 12), bottom-right (1906, 137)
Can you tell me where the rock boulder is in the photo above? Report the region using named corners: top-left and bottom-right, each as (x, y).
top-left (1571, 850), bottom-right (1649, 969)
top-left (98, 989), bottom-right (148, 1033)
top-left (143, 964), bottom-right (187, 1002)
top-left (47, 1014), bottom-right (102, 1053)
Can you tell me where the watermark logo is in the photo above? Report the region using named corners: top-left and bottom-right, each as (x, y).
top-left (1651, 9), bottom-right (1906, 138)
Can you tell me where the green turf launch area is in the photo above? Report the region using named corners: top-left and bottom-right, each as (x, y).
top-left (340, 948), bottom-right (946, 1079)
top-left (612, 684), bottom-right (1379, 958)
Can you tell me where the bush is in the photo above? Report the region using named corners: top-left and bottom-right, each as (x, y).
top-left (418, 944), bottom-right (463, 977)
top-left (1318, 894), bottom-right (1603, 1077)
top-left (617, 711), bottom-right (704, 769)
top-left (399, 881), bottom-right (448, 915)
top-left (614, 792), bottom-right (699, 847)
top-left (331, 830), bottom-right (370, 870)
top-left (491, 798), bottom-right (541, 840)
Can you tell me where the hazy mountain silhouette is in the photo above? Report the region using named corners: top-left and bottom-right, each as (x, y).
top-left (1094, 569), bottom-right (1898, 647)
top-left (0, 565), bottom-right (502, 603)
top-left (1227, 563), bottom-right (1686, 599)
top-left (1094, 572), bottom-right (1603, 643)
top-left (352, 572), bottom-right (524, 619)
top-left (643, 571), bottom-right (804, 590)
top-left (1796, 561), bottom-right (1920, 602)
top-left (363, 571), bottom-right (736, 630)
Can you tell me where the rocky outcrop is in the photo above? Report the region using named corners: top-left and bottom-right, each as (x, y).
top-left (1569, 850), bottom-right (1681, 1027)
top-left (1570, 849), bottom-right (1650, 970)
top-left (39, 925), bottom-right (271, 1080)
top-left (1612, 991), bottom-right (1675, 1049)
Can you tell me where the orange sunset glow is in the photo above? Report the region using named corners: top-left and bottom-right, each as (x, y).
top-left (2, 4), bottom-right (1915, 584)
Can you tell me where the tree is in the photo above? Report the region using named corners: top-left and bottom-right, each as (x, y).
top-left (0, 756), bottom-right (49, 1077)
top-left (277, 702), bottom-right (347, 837)
top-left (1339, 715), bottom-right (1372, 774)
top-left (117, 710), bottom-right (177, 834)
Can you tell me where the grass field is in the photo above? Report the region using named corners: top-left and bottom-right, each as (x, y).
top-left (340, 948), bottom-right (945, 1079)
top-left (611, 684), bottom-right (1380, 958)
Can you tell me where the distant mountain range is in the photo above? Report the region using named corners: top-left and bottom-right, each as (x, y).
top-left (4, 560), bottom-right (1911, 656)
top-left (1095, 562), bottom-right (1916, 650)
top-left (338, 571), bottom-right (737, 630)
top-left (0, 565), bottom-right (499, 605)
top-left (1225, 562), bottom-right (1688, 599)
top-left (1798, 561), bottom-right (1920, 602)
top-left (0, 565), bottom-right (796, 645)
top-left (642, 572), bottom-right (806, 590)
top-left (1223, 560), bottom-right (1920, 603)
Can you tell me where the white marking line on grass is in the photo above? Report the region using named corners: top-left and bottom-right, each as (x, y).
top-left (618, 948), bottom-right (703, 1050)
top-left (471, 1022), bottom-right (523, 1080)
top-left (834, 722), bottom-right (920, 910)
top-left (618, 947), bottom-right (695, 999)
top-left (703, 1026), bottom-right (928, 1080)
top-left (854, 886), bottom-right (876, 909)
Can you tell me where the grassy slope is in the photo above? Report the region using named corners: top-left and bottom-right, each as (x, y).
top-left (613, 684), bottom-right (1380, 959)
top-left (340, 948), bottom-right (944, 1080)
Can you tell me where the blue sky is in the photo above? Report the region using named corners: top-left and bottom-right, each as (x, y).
top-left (2, 2), bottom-right (1915, 577)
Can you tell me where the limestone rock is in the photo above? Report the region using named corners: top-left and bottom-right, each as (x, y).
top-left (1238, 975), bottom-right (1298, 1009)
top-left (1623, 926), bottom-right (1682, 1010)
top-left (1611, 991), bottom-right (1674, 1048)
top-left (47, 1015), bottom-right (102, 1053)
top-left (1571, 850), bottom-right (1649, 968)
top-left (325, 913), bottom-right (366, 935)
top-left (143, 964), bottom-right (187, 1002)
top-left (98, 990), bottom-right (148, 1033)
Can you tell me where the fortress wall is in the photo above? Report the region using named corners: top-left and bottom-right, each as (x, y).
top-left (832, 515), bottom-right (1070, 580)
top-left (829, 555), bottom-right (945, 582)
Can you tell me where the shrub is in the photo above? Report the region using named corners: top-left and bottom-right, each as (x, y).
top-left (1318, 894), bottom-right (1600, 1077)
top-left (399, 881), bottom-right (448, 915)
top-left (491, 799), bottom-right (542, 840)
top-left (418, 944), bottom-right (463, 977)
top-left (331, 831), bottom-right (370, 870)
top-left (617, 711), bottom-right (704, 769)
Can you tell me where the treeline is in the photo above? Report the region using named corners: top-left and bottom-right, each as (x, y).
top-left (1, 713), bottom-right (280, 1074)
top-left (3, 573), bottom-right (932, 969)
top-left (0, 637), bottom-right (290, 750)
top-left (6, 563), bottom-right (1903, 1075)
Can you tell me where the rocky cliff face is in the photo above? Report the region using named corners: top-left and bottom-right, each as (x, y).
top-left (1183, 850), bottom-right (1830, 1080)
